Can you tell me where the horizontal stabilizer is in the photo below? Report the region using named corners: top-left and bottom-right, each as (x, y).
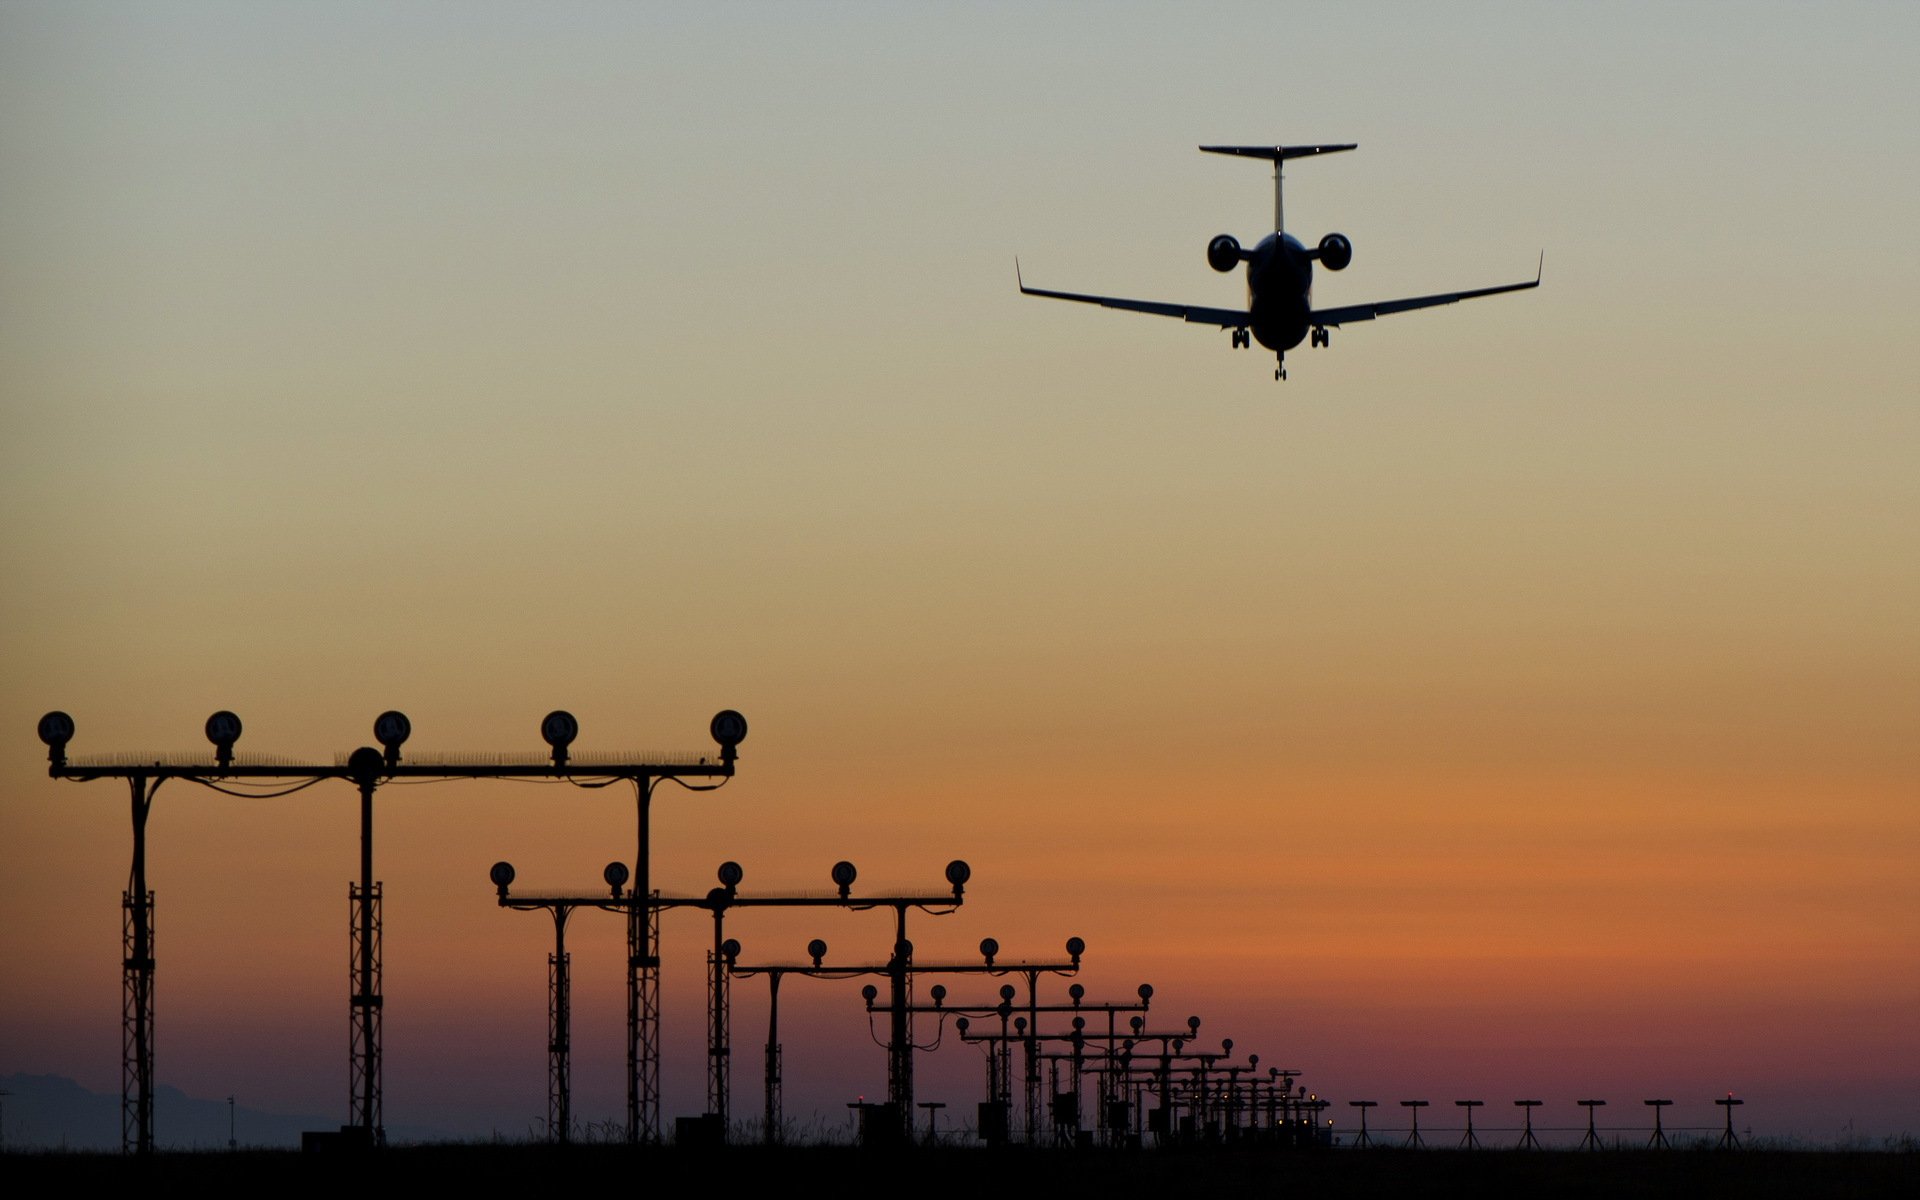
top-left (1199, 144), bottom-right (1357, 161)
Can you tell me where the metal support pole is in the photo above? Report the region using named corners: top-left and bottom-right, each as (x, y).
top-left (984, 1031), bottom-right (1000, 1132)
top-left (1515, 1100), bottom-right (1543, 1149)
top-left (887, 909), bottom-right (911, 1136)
top-left (1646, 1099), bottom-right (1671, 1149)
top-left (121, 774), bottom-right (157, 1155)
top-left (1350, 1100), bottom-right (1376, 1148)
top-left (763, 972), bottom-right (782, 1145)
top-left (1156, 1051), bottom-right (1171, 1146)
top-left (625, 888), bottom-right (641, 1143)
top-left (347, 770), bottom-right (382, 1142)
top-left (706, 909), bottom-right (731, 1135)
top-left (1024, 972), bottom-right (1040, 1144)
top-left (628, 777), bottom-right (660, 1144)
top-left (640, 897), bottom-right (661, 1141)
top-left (548, 907), bottom-right (573, 1143)
top-left (1402, 1100), bottom-right (1427, 1149)
top-left (1190, 1061), bottom-right (1204, 1136)
top-left (1716, 1096), bottom-right (1743, 1150)
top-left (1457, 1099), bottom-right (1483, 1149)
top-left (1000, 1020), bottom-right (1014, 1114)
top-left (1069, 1033), bottom-right (1084, 1146)
top-left (1578, 1099), bottom-right (1605, 1151)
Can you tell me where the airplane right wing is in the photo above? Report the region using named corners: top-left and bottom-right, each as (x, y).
top-left (1018, 263), bottom-right (1248, 329)
top-left (1311, 257), bottom-right (1542, 328)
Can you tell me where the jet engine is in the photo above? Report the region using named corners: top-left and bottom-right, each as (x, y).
top-left (1206, 234), bottom-right (1243, 273)
top-left (1314, 232), bottom-right (1353, 270)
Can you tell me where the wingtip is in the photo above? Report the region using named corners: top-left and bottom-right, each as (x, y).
top-left (1015, 256), bottom-right (1027, 293)
top-left (1536, 251), bottom-right (1545, 284)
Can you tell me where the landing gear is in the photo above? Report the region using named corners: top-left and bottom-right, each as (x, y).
top-left (1230, 328), bottom-right (1250, 349)
top-left (1274, 355), bottom-right (1287, 381)
top-left (1310, 326), bottom-right (1330, 348)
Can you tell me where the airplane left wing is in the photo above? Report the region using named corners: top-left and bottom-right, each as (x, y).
top-left (1018, 263), bottom-right (1248, 329)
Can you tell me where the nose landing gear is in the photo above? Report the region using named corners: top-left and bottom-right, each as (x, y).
top-left (1274, 354), bottom-right (1287, 381)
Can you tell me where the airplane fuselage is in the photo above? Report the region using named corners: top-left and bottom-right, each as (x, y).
top-left (1245, 233), bottom-right (1314, 353)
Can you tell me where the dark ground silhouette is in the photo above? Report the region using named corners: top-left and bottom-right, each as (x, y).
top-left (5, 1144), bottom-right (1915, 1199)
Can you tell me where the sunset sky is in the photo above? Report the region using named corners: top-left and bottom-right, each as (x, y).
top-left (2, 2), bottom-right (1915, 1144)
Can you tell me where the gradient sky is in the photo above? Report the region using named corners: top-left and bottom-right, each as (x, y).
top-left (2, 2), bottom-right (1916, 1144)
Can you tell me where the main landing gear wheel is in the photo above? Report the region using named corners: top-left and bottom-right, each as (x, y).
top-left (1231, 328), bottom-right (1250, 349)
top-left (1310, 326), bottom-right (1330, 349)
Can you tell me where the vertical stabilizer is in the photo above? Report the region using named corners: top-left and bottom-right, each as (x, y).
top-left (1198, 144), bottom-right (1357, 234)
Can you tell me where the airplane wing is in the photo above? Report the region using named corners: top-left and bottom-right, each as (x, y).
top-left (1018, 263), bottom-right (1248, 329)
top-left (1311, 257), bottom-right (1542, 328)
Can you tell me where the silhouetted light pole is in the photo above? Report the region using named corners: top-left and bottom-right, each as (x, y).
top-left (612, 708), bottom-right (749, 1144)
top-left (863, 935), bottom-right (1083, 1144)
top-left (946, 982), bottom-right (1152, 1146)
top-left (1578, 1099), bottom-right (1607, 1150)
top-left (1401, 1100), bottom-right (1428, 1148)
top-left (41, 705), bottom-right (745, 1150)
top-left (1456, 1099), bottom-right (1483, 1149)
top-left (489, 859), bottom-right (636, 1142)
top-left (696, 859), bottom-right (967, 1142)
top-left (1716, 1094), bottom-right (1743, 1150)
top-left (1514, 1099), bottom-right (1544, 1149)
top-left (1349, 1100), bottom-right (1377, 1148)
top-left (729, 937), bottom-right (894, 1145)
top-left (1645, 1098), bottom-right (1672, 1149)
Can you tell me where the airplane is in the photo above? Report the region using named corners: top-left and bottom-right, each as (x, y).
top-left (1018, 144), bottom-right (1540, 380)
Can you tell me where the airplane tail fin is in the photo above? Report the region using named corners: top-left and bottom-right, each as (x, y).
top-left (1200, 144), bottom-right (1356, 234)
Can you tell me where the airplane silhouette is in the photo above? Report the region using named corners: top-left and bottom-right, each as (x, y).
top-left (1019, 144), bottom-right (1540, 380)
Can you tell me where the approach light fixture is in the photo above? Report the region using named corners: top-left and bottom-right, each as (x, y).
top-left (37, 710), bottom-right (74, 768)
top-left (604, 861), bottom-right (629, 897)
top-left (831, 860), bottom-right (857, 897)
top-left (540, 710), bottom-right (578, 767)
top-left (710, 710), bottom-right (748, 761)
top-left (205, 710), bottom-right (242, 769)
top-left (374, 710), bottom-right (411, 768)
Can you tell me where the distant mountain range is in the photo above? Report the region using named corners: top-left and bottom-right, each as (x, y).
top-left (0, 1074), bottom-right (450, 1150)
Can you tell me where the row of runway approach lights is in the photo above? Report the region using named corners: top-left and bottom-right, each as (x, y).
top-left (37, 706), bottom-right (1749, 1153)
top-left (38, 705), bottom-right (1331, 1152)
top-left (487, 852), bottom-right (1326, 1150)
